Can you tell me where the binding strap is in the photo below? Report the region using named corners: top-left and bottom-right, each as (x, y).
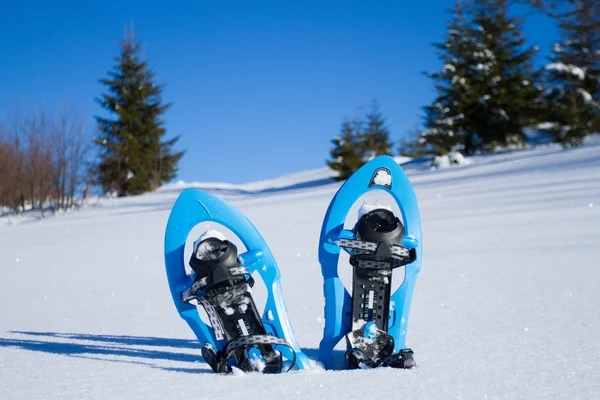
top-left (201, 335), bottom-right (297, 374)
top-left (181, 265), bottom-right (253, 303)
top-left (194, 266), bottom-right (253, 292)
top-left (338, 238), bottom-right (415, 268)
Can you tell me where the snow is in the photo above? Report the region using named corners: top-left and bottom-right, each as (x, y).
top-left (536, 122), bottom-right (559, 130)
top-left (197, 229), bottom-right (227, 243)
top-left (222, 303), bottom-right (235, 316)
top-left (448, 151), bottom-right (468, 165)
top-left (2, 138), bottom-right (600, 398)
top-left (442, 64), bottom-right (455, 74)
top-left (545, 63), bottom-right (585, 80)
top-left (194, 236), bottom-right (227, 261)
top-left (249, 350), bottom-right (266, 372)
top-left (432, 155), bottom-right (451, 169)
top-left (358, 202), bottom-right (392, 219)
top-left (553, 43), bottom-right (563, 53)
top-left (438, 113), bottom-right (464, 127)
top-left (372, 169), bottom-right (392, 186)
top-left (431, 151), bottom-right (469, 169)
top-left (578, 88), bottom-right (593, 103)
top-left (158, 165), bottom-right (337, 194)
top-left (193, 229), bottom-right (228, 260)
top-left (451, 76), bottom-right (467, 86)
top-left (472, 49), bottom-right (494, 60)
top-left (238, 297), bottom-right (250, 313)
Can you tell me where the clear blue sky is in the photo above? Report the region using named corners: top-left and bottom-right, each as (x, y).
top-left (1, 1), bottom-right (557, 184)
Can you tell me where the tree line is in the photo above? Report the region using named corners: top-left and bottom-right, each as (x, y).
top-left (329, 0), bottom-right (599, 179)
top-left (1, 31), bottom-right (184, 214)
top-left (328, 101), bottom-right (394, 179)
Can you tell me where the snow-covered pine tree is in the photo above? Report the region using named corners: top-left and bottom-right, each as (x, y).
top-left (422, 0), bottom-right (474, 155)
top-left (95, 35), bottom-right (184, 196)
top-left (327, 118), bottom-right (366, 181)
top-left (468, 0), bottom-right (543, 150)
top-left (361, 101), bottom-right (393, 159)
top-left (423, 0), bottom-right (542, 155)
top-left (399, 119), bottom-right (428, 158)
top-left (541, 0), bottom-right (600, 145)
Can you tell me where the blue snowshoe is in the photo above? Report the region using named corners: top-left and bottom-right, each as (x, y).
top-left (318, 156), bottom-right (422, 370)
top-left (164, 189), bottom-right (310, 373)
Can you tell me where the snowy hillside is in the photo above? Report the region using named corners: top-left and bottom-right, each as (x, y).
top-left (1, 141), bottom-right (599, 399)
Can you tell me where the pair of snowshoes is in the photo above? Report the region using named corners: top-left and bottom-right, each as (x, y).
top-left (164, 156), bottom-right (422, 374)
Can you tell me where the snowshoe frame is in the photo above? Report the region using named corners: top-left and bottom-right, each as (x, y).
top-left (318, 156), bottom-right (423, 370)
top-left (164, 189), bottom-right (310, 370)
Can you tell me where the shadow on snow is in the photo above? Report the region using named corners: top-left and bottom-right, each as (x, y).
top-left (0, 331), bottom-right (211, 374)
top-left (1, 331), bottom-right (331, 373)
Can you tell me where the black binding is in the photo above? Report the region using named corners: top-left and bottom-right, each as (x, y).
top-left (340, 209), bottom-right (417, 369)
top-left (182, 237), bottom-right (296, 374)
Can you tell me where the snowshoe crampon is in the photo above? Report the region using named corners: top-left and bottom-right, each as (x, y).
top-left (318, 156), bottom-right (422, 370)
top-left (164, 189), bottom-right (310, 373)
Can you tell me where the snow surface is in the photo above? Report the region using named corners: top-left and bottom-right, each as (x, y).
top-left (1, 139), bottom-right (600, 399)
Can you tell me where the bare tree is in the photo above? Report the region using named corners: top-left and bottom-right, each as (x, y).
top-left (1, 106), bottom-right (93, 216)
top-left (6, 110), bottom-right (27, 212)
top-left (17, 109), bottom-right (54, 216)
top-left (0, 123), bottom-right (19, 211)
top-left (52, 107), bottom-right (92, 210)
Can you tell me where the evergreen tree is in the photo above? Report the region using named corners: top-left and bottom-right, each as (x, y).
top-left (361, 101), bottom-right (393, 158)
top-left (423, 0), bottom-right (542, 155)
top-left (95, 36), bottom-right (184, 196)
top-left (540, 0), bottom-right (600, 145)
top-left (399, 120), bottom-right (429, 158)
top-left (469, 0), bottom-right (543, 149)
top-left (422, 1), bottom-right (473, 155)
top-left (327, 118), bottom-right (366, 181)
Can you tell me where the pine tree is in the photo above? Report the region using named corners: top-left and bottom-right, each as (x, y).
top-left (423, 0), bottom-right (542, 155)
top-left (361, 101), bottom-right (393, 158)
top-left (399, 120), bottom-right (428, 158)
top-left (95, 35), bottom-right (184, 196)
top-left (541, 0), bottom-right (600, 145)
top-left (327, 118), bottom-right (366, 181)
top-left (469, 0), bottom-right (543, 149)
top-left (422, 1), bottom-right (478, 155)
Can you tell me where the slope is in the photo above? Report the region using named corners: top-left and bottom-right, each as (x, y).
top-left (0, 142), bottom-right (599, 399)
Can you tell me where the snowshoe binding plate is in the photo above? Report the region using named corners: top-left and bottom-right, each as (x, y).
top-left (164, 189), bottom-right (310, 373)
top-left (318, 156), bottom-right (422, 370)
